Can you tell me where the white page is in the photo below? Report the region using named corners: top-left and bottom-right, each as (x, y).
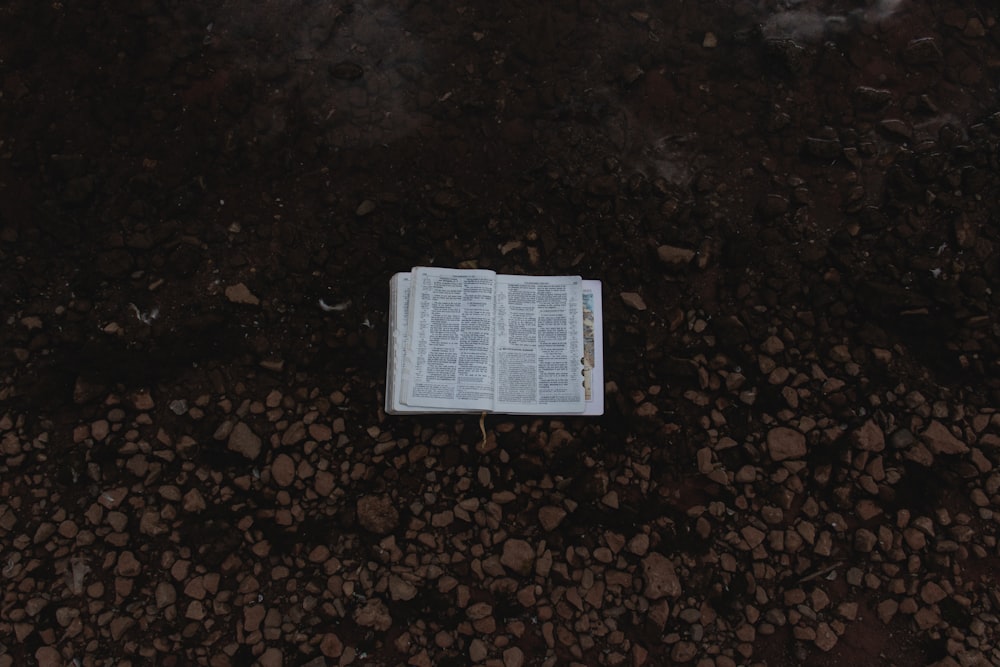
top-left (385, 273), bottom-right (435, 413)
top-left (493, 275), bottom-right (585, 414)
top-left (581, 280), bottom-right (605, 416)
top-left (402, 267), bottom-right (496, 411)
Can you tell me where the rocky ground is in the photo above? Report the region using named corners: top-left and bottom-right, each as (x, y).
top-left (2, 0), bottom-right (1000, 665)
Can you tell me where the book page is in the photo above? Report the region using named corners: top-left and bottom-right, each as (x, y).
top-left (386, 273), bottom-right (437, 413)
top-left (401, 267), bottom-right (496, 411)
top-left (581, 280), bottom-right (605, 416)
top-left (493, 275), bottom-right (585, 413)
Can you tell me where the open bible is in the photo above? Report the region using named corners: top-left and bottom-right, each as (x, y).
top-left (386, 267), bottom-right (604, 415)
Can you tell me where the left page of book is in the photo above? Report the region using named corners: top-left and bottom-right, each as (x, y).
top-left (401, 266), bottom-right (497, 411)
top-left (385, 272), bottom-right (434, 414)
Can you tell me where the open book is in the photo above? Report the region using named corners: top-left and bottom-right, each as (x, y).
top-left (386, 267), bottom-right (604, 415)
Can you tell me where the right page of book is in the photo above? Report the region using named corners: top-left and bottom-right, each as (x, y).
top-left (493, 274), bottom-right (585, 414)
top-left (581, 280), bottom-right (604, 416)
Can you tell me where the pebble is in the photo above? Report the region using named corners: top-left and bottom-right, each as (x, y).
top-left (921, 421), bottom-right (969, 455)
top-left (389, 575), bottom-right (417, 601)
top-left (852, 420), bottom-right (885, 451)
top-left (641, 553), bottom-right (681, 599)
top-left (224, 282), bottom-right (260, 305)
top-left (356, 199), bottom-right (377, 216)
top-left (503, 646), bottom-right (525, 667)
top-left (356, 495), bottom-right (399, 534)
top-left (353, 598), bottom-right (392, 631)
top-left (228, 422), bottom-right (262, 460)
top-left (501, 539), bottom-right (535, 576)
top-left (320, 633), bottom-right (343, 658)
top-left (627, 533), bottom-right (650, 556)
top-left (259, 648), bottom-right (282, 667)
top-left (538, 506), bottom-right (567, 531)
top-left (657, 245), bottom-right (695, 269)
top-left (767, 427), bottom-right (807, 461)
top-left (155, 582), bottom-right (176, 608)
top-left (35, 647), bottom-right (61, 667)
top-left (620, 292), bottom-right (647, 311)
top-left (271, 453), bottom-right (296, 487)
top-left (116, 551), bottom-right (142, 577)
top-left (814, 622), bottom-right (838, 651)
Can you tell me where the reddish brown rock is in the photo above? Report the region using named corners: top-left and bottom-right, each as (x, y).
top-left (353, 598), bottom-right (392, 631)
top-left (357, 495), bottom-right (399, 535)
top-left (501, 539), bottom-right (535, 576)
top-left (921, 421), bottom-right (968, 455)
top-left (852, 420), bottom-right (885, 452)
top-left (538, 506), bottom-right (567, 531)
top-left (228, 422), bottom-right (261, 460)
top-left (271, 453), bottom-right (296, 487)
top-left (320, 633), bottom-right (343, 658)
top-left (641, 553), bottom-right (681, 599)
top-left (767, 427), bottom-right (807, 461)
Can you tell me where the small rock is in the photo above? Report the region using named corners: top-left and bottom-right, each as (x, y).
top-left (503, 646), bottom-right (525, 667)
top-left (116, 551), bottom-right (141, 577)
top-left (915, 606), bottom-right (941, 630)
top-left (921, 421), bottom-right (968, 455)
top-left (538, 506), bottom-right (567, 531)
top-left (702, 32), bottom-right (718, 48)
top-left (353, 598), bottom-right (392, 631)
top-left (767, 426), bottom-right (807, 461)
top-left (670, 641), bottom-right (697, 663)
top-left (469, 639), bottom-right (488, 662)
top-left (271, 453), bottom-right (296, 487)
top-left (760, 335), bottom-right (785, 356)
top-left (696, 447), bottom-right (714, 474)
top-left (35, 647), bottom-right (62, 667)
top-left (357, 495), bottom-right (399, 535)
top-left (132, 391), bottom-right (155, 410)
top-left (879, 119), bottom-right (913, 141)
top-left (854, 528), bottom-right (877, 553)
top-left (182, 488), bottom-right (206, 513)
top-left (389, 575), bottom-right (417, 601)
top-left (356, 199), bottom-right (377, 216)
top-left (224, 282), bottom-right (259, 305)
top-left (620, 292), bottom-right (647, 311)
top-left (889, 428), bottom-right (915, 449)
top-left (320, 633), bottom-right (344, 658)
top-left (904, 442), bottom-right (935, 467)
top-left (657, 245), bottom-right (695, 269)
top-left (877, 599), bottom-right (898, 623)
top-left (259, 647), bottom-right (282, 667)
top-left (501, 539), bottom-right (535, 576)
top-left (815, 622), bottom-right (838, 651)
top-left (467, 602), bottom-right (493, 620)
top-left (228, 422), bottom-right (262, 460)
top-left (852, 420), bottom-right (885, 452)
top-left (155, 582), bottom-right (176, 608)
top-left (853, 86), bottom-right (893, 111)
top-left (741, 526), bottom-right (766, 550)
top-left (921, 581), bottom-right (947, 605)
top-left (903, 37), bottom-right (942, 65)
top-left (641, 552), bottom-right (681, 599)
top-left (627, 533), bottom-right (650, 556)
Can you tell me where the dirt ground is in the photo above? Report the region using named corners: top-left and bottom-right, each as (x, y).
top-left (2, 1), bottom-right (999, 666)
